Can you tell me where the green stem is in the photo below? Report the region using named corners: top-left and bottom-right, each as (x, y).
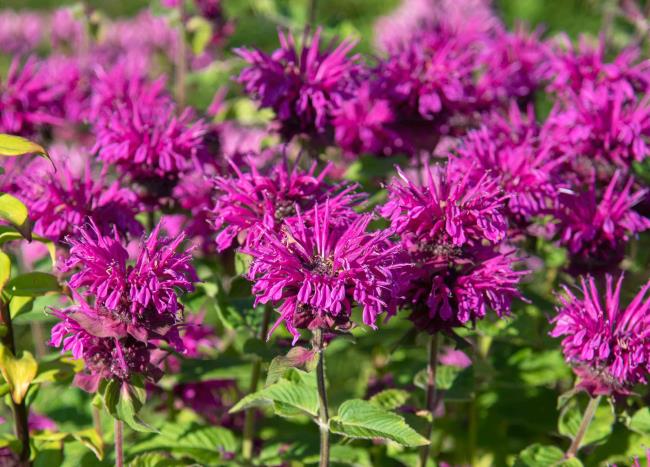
top-left (114, 419), bottom-right (123, 467)
top-left (308, 0), bottom-right (318, 27)
top-left (418, 333), bottom-right (440, 467)
top-left (315, 329), bottom-right (330, 467)
top-left (242, 304), bottom-right (272, 461)
top-left (565, 396), bottom-right (601, 459)
top-left (0, 299), bottom-right (30, 465)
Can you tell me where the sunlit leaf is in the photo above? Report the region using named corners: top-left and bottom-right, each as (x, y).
top-left (0, 193), bottom-right (32, 241)
top-left (0, 344), bottom-right (38, 404)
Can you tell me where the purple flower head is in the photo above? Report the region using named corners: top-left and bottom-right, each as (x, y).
top-left (548, 34), bottom-right (650, 97)
top-left (373, 0), bottom-right (500, 52)
top-left (0, 57), bottom-right (70, 135)
top-left (380, 161), bottom-right (508, 250)
top-left (244, 203), bottom-right (402, 343)
top-left (374, 22), bottom-right (485, 135)
top-left (16, 151), bottom-right (143, 242)
top-left (236, 28), bottom-right (361, 139)
top-left (210, 158), bottom-right (362, 252)
top-left (453, 103), bottom-right (566, 226)
top-left (173, 379), bottom-right (240, 426)
top-left (0, 10), bottom-right (44, 55)
top-left (551, 275), bottom-right (650, 396)
top-left (332, 82), bottom-right (408, 157)
top-left (555, 171), bottom-right (650, 272)
top-left (381, 161), bottom-right (526, 332)
top-left (547, 82), bottom-right (650, 170)
top-left (50, 7), bottom-right (87, 52)
top-left (52, 219), bottom-right (197, 387)
top-left (92, 83), bottom-right (208, 181)
top-left (477, 25), bottom-right (550, 104)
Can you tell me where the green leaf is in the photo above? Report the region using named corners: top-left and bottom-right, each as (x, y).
top-left (0, 344), bottom-right (38, 404)
top-left (628, 407), bottom-right (650, 435)
top-left (70, 429), bottom-right (104, 460)
top-left (234, 251), bottom-right (252, 276)
top-left (558, 396), bottom-right (614, 449)
top-left (0, 226), bottom-right (56, 265)
top-left (9, 296), bottom-right (34, 320)
top-left (187, 16), bottom-right (213, 55)
top-left (131, 422), bottom-right (237, 464)
top-left (0, 193), bottom-right (32, 241)
top-left (266, 346), bottom-right (318, 386)
top-left (368, 389), bottom-right (410, 411)
top-left (4, 272), bottom-right (60, 297)
top-left (230, 367), bottom-right (319, 418)
top-left (128, 452), bottom-right (186, 467)
top-left (330, 399), bottom-right (429, 447)
top-left (0, 134), bottom-right (50, 161)
top-left (104, 376), bottom-right (154, 432)
top-left (514, 443), bottom-right (583, 467)
top-left (0, 251), bottom-right (10, 294)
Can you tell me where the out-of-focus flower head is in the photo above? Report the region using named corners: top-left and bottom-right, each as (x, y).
top-left (373, 0), bottom-right (500, 52)
top-left (555, 171), bottom-right (650, 272)
top-left (454, 103), bottom-right (565, 226)
top-left (547, 82), bottom-right (650, 171)
top-left (236, 27), bottom-right (361, 139)
top-left (477, 25), bottom-right (550, 105)
top-left (551, 275), bottom-right (650, 396)
top-left (0, 57), bottom-right (72, 136)
top-left (51, 220), bottom-right (197, 389)
top-left (210, 158), bottom-right (362, 252)
top-left (547, 34), bottom-right (650, 97)
top-left (0, 10), bottom-right (44, 56)
top-left (332, 82), bottom-right (408, 157)
top-left (92, 78), bottom-right (208, 182)
top-left (244, 203), bottom-right (403, 343)
top-left (381, 161), bottom-right (526, 332)
top-left (16, 149), bottom-right (143, 243)
top-left (50, 7), bottom-right (87, 52)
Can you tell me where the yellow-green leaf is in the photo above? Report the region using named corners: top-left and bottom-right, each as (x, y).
top-left (0, 226), bottom-right (56, 266)
top-left (0, 193), bottom-right (31, 241)
top-left (0, 345), bottom-right (38, 404)
top-left (0, 251), bottom-right (10, 294)
top-left (0, 134), bottom-right (49, 160)
top-left (187, 16), bottom-right (213, 55)
top-left (9, 296), bottom-right (33, 320)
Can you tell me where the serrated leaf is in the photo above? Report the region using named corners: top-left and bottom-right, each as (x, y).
top-left (230, 368), bottom-right (318, 418)
top-left (4, 272), bottom-right (60, 297)
top-left (266, 346), bottom-right (318, 386)
top-left (104, 376), bottom-right (154, 432)
top-left (128, 452), bottom-right (186, 467)
top-left (0, 344), bottom-right (38, 404)
top-left (0, 193), bottom-right (31, 241)
top-left (369, 389), bottom-right (410, 411)
top-left (558, 396), bottom-right (613, 449)
top-left (628, 407), bottom-right (650, 435)
top-left (514, 443), bottom-right (583, 467)
top-left (330, 399), bottom-right (429, 447)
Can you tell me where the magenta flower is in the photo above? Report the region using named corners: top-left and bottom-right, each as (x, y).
top-left (555, 171), bottom-right (650, 271)
top-left (551, 275), bottom-right (650, 396)
top-left (244, 203), bottom-right (402, 343)
top-left (17, 155), bottom-right (143, 242)
top-left (380, 162), bottom-right (508, 250)
top-left (381, 161), bottom-right (526, 332)
top-left (210, 158), bottom-right (362, 252)
top-left (236, 28), bottom-right (361, 139)
top-left (0, 10), bottom-right (44, 55)
top-left (0, 57), bottom-right (69, 135)
top-left (332, 83), bottom-right (408, 157)
top-left (92, 84), bottom-right (208, 181)
top-left (51, 220), bottom-right (197, 388)
top-left (546, 83), bottom-right (650, 169)
top-left (547, 34), bottom-right (650, 97)
top-left (453, 104), bottom-right (565, 225)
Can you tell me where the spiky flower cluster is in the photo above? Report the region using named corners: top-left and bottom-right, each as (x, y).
top-left (50, 220), bottom-right (197, 390)
top-left (210, 159), bottom-right (361, 251)
top-left (381, 161), bottom-right (526, 332)
top-left (551, 275), bottom-right (650, 396)
top-left (244, 203), bottom-right (403, 342)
